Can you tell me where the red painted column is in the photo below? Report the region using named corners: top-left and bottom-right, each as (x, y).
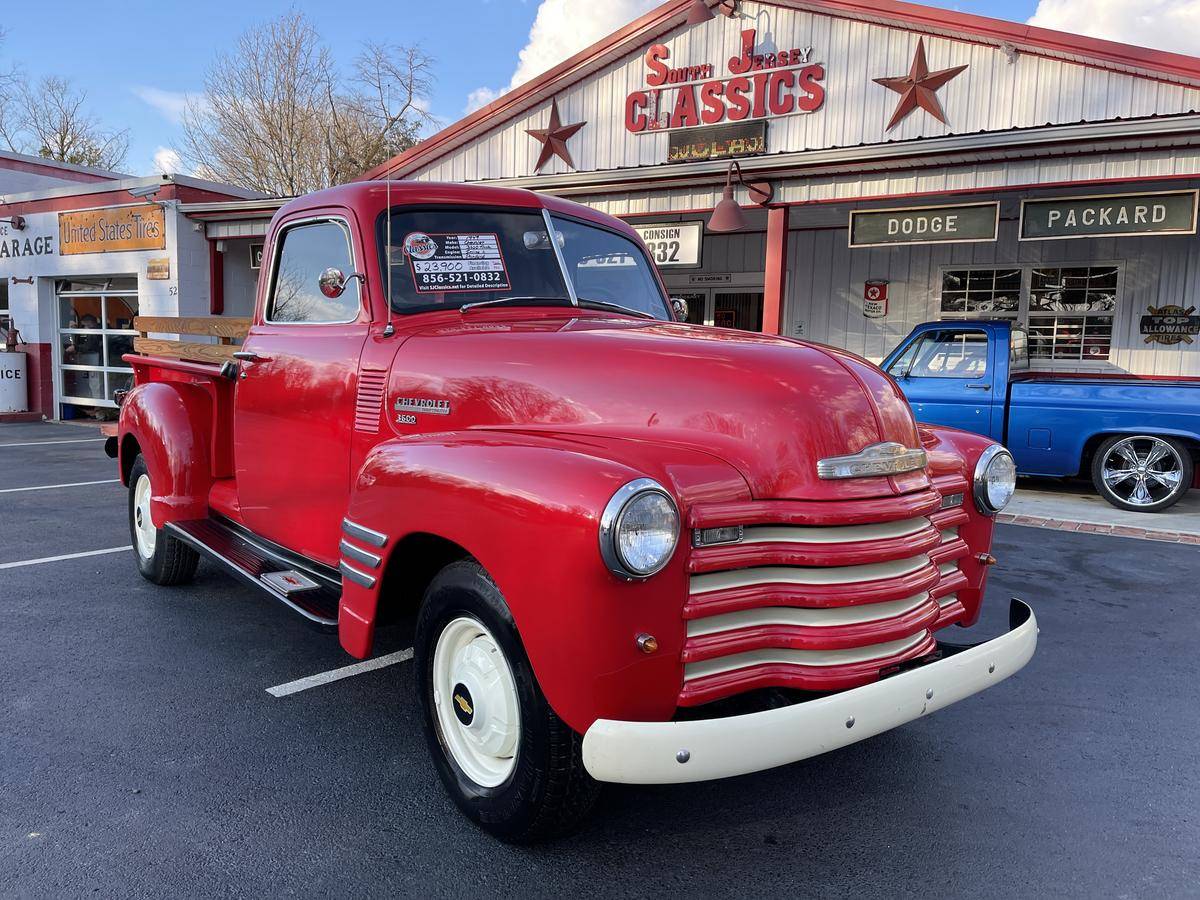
top-left (762, 206), bottom-right (789, 335)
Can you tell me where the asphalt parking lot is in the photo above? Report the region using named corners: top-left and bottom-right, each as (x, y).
top-left (2, 421), bottom-right (1198, 898)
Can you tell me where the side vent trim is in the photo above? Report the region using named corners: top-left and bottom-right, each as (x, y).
top-left (355, 369), bottom-right (388, 434)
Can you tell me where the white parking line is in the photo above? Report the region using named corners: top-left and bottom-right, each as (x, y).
top-left (0, 546), bottom-right (132, 570)
top-left (0, 438), bottom-right (105, 448)
top-left (0, 479), bottom-right (120, 494)
top-left (266, 649), bottom-right (415, 698)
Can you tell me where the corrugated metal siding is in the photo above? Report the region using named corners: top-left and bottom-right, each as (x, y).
top-left (569, 146), bottom-right (1200, 216)
top-left (784, 190), bottom-right (1200, 377)
top-left (410, 1), bottom-right (1200, 184)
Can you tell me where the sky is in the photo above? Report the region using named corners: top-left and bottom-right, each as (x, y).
top-left (2, 0), bottom-right (1195, 179)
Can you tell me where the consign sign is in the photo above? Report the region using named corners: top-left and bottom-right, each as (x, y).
top-left (1020, 191), bottom-right (1199, 241)
top-left (849, 203), bottom-right (999, 247)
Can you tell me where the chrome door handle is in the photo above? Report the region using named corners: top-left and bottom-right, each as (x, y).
top-left (965, 384), bottom-right (992, 390)
top-left (233, 350), bottom-right (269, 362)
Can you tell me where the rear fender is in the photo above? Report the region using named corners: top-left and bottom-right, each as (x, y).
top-left (339, 432), bottom-right (715, 734)
top-left (118, 382), bottom-right (215, 526)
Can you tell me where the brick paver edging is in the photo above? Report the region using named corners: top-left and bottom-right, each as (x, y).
top-left (998, 513), bottom-right (1200, 545)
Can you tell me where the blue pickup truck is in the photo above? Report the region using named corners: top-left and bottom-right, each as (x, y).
top-left (883, 320), bottom-right (1200, 512)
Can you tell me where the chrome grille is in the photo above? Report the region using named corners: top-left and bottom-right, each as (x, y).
top-left (680, 487), bottom-right (971, 707)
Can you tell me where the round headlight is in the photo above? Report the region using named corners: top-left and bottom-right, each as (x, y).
top-left (600, 479), bottom-right (679, 579)
top-left (974, 445), bottom-right (1017, 515)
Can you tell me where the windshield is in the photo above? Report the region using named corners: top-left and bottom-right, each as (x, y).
top-left (379, 208), bottom-right (671, 319)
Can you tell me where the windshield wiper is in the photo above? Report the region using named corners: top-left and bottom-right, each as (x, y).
top-left (577, 298), bottom-right (656, 320)
top-left (460, 295), bottom-right (573, 313)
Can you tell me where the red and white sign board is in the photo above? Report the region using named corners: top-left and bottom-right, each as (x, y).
top-left (864, 280), bottom-right (889, 318)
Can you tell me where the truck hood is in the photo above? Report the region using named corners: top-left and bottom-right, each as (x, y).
top-left (386, 314), bottom-right (927, 501)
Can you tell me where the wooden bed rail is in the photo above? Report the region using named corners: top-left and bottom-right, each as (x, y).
top-left (132, 316), bottom-right (252, 365)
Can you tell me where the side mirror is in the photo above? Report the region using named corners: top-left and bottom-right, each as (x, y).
top-left (670, 297), bottom-right (689, 322)
top-left (319, 267), bottom-right (348, 299)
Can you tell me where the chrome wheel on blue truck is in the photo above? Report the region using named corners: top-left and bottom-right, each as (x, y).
top-left (1092, 435), bottom-right (1193, 513)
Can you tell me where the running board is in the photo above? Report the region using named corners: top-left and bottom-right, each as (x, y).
top-left (166, 518), bottom-right (340, 629)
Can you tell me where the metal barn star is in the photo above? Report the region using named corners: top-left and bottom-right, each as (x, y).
top-left (526, 99), bottom-right (587, 172)
top-left (874, 38), bottom-right (968, 131)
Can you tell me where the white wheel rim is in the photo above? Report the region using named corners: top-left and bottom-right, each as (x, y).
top-left (133, 473), bottom-right (157, 559)
top-left (431, 616), bottom-right (520, 788)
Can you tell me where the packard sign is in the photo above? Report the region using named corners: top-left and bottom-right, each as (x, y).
top-left (849, 202), bottom-right (999, 248)
top-left (59, 204), bottom-right (166, 255)
top-left (1020, 191), bottom-right (1199, 241)
top-left (625, 28), bottom-right (825, 134)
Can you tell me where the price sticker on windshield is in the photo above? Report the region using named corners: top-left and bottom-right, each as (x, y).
top-left (404, 232), bottom-right (512, 293)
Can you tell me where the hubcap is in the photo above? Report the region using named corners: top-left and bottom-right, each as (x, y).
top-left (133, 473), bottom-right (157, 559)
top-left (1101, 437), bottom-right (1183, 507)
top-left (431, 617), bottom-right (520, 788)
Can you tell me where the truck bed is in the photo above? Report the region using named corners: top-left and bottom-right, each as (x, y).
top-left (1005, 372), bottom-right (1200, 478)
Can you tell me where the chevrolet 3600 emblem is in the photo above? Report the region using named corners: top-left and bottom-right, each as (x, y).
top-left (394, 397), bottom-right (451, 416)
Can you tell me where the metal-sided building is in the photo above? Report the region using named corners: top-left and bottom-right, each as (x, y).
top-left (364, 0), bottom-right (1200, 376)
top-left (0, 157), bottom-right (279, 421)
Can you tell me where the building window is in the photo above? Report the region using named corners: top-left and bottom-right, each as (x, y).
top-left (56, 276), bottom-right (139, 416)
top-left (940, 269), bottom-right (1021, 319)
top-left (1027, 266), bottom-right (1117, 361)
top-left (0, 280), bottom-right (11, 349)
top-left (939, 264), bottom-right (1120, 362)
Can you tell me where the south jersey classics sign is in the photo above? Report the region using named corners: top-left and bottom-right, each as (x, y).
top-left (625, 28), bottom-right (825, 134)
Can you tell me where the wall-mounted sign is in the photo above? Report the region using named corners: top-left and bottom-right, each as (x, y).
top-left (633, 222), bottom-right (703, 268)
top-left (689, 273), bottom-right (732, 285)
top-left (864, 280), bottom-right (889, 318)
top-left (1141, 305), bottom-right (1200, 345)
top-left (146, 258), bottom-right (170, 280)
top-left (250, 242), bottom-right (264, 269)
top-left (625, 28), bottom-right (825, 134)
top-left (1020, 191), bottom-right (1199, 241)
top-left (849, 202), bottom-right (999, 247)
top-left (58, 204), bottom-right (166, 255)
top-left (0, 219), bottom-right (53, 259)
top-left (668, 121), bottom-right (766, 163)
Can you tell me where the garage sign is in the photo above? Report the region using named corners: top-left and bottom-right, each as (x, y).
top-left (849, 202), bottom-right (999, 247)
top-left (1020, 191), bottom-right (1199, 241)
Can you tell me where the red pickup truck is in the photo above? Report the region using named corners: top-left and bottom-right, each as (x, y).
top-left (109, 181), bottom-right (1037, 842)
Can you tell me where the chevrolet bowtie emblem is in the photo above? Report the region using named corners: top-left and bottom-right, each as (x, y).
top-left (817, 442), bottom-right (927, 480)
top-left (454, 694), bottom-right (473, 716)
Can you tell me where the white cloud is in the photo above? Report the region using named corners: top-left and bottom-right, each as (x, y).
top-left (133, 86), bottom-right (205, 124)
top-left (465, 86), bottom-right (502, 114)
top-left (465, 0), bottom-right (658, 113)
top-left (1028, 0), bottom-right (1200, 55)
top-left (152, 147), bottom-right (181, 175)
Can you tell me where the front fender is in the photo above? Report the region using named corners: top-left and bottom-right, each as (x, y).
top-left (118, 382), bottom-right (215, 526)
top-left (340, 431), bottom-right (746, 734)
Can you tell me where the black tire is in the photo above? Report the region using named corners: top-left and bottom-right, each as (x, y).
top-left (128, 455), bottom-right (200, 586)
top-left (1091, 434), bottom-right (1193, 513)
top-left (415, 560), bottom-right (600, 843)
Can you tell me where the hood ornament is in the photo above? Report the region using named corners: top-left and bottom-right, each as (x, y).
top-left (817, 442), bottom-right (927, 480)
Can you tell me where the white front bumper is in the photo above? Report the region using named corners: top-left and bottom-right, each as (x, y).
top-left (582, 599), bottom-right (1038, 785)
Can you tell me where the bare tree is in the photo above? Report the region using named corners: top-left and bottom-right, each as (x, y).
top-left (0, 73), bottom-right (128, 171)
top-left (179, 12), bottom-right (436, 196)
